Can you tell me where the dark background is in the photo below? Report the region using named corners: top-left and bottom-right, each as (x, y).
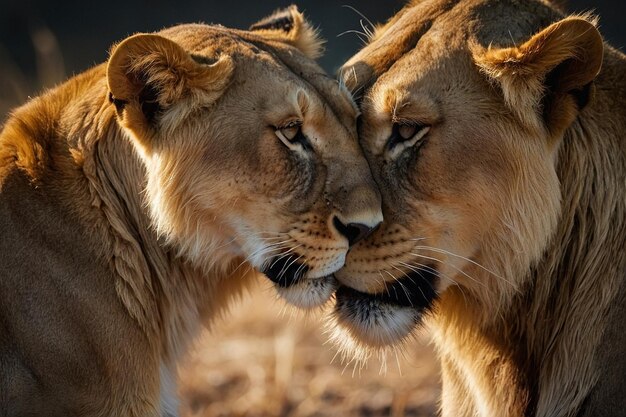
top-left (0, 0), bottom-right (624, 115)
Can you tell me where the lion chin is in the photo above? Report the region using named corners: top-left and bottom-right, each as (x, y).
top-left (276, 276), bottom-right (338, 309)
top-left (332, 268), bottom-right (438, 347)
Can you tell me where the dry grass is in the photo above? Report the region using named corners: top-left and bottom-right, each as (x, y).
top-left (0, 26), bottom-right (66, 119)
top-left (178, 279), bottom-right (440, 417)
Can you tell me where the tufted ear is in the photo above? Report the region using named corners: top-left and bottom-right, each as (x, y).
top-left (249, 5), bottom-right (324, 59)
top-left (474, 16), bottom-right (603, 137)
top-left (107, 33), bottom-right (234, 144)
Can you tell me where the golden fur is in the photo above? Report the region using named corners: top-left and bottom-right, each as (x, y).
top-left (333, 0), bottom-right (626, 416)
top-left (0, 7), bottom-right (382, 416)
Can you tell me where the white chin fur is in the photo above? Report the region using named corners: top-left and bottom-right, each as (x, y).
top-left (334, 296), bottom-right (418, 348)
top-left (275, 276), bottom-right (338, 309)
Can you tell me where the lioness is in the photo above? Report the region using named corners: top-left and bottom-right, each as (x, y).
top-left (0, 7), bottom-right (382, 416)
top-left (333, 0), bottom-right (626, 416)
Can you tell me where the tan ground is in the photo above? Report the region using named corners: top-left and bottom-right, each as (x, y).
top-left (178, 278), bottom-right (440, 417)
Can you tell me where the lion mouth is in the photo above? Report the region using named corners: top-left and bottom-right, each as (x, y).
top-left (262, 253), bottom-right (338, 309)
top-left (262, 254), bottom-right (440, 324)
top-left (262, 253), bottom-right (309, 287)
top-left (336, 267), bottom-right (438, 309)
top-left (332, 268), bottom-right (439, 347)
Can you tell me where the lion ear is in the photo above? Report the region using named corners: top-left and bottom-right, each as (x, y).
top-left (107, 33), bottom-right (234, 141)
top-left (249, 5), bottom-right (324, 59)
top-left (474, 16), bottom-right (603, 136)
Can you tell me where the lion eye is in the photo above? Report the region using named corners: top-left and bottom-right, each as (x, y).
top-left (387, 122), bottom-right (430, 158)
top-left (275, 121), bottom-right (310, 150)
top-left (279, 124), bottom-right (300, 141)
top-left (398, 124), bottom-right (417, 140)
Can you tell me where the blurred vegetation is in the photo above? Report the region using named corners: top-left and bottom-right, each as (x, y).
top-left (178, 280), bottom-right (440, 417)
top-left (0, 25), bottom-right (65, 117)
top-left (0, 1), bottom-right (408, 118)
top-left (1, 0), bottom-right (622, 118)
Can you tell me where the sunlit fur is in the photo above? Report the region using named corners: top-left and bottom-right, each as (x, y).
top-left (0, 8), bottom-right (382, 417)
top-left (335, 0), bottom-right (626, 416)
top-left (276, 275), bottom-right (338, 309)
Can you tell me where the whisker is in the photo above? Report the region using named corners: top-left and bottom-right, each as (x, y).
top-left (397, 260), bottom-right (469, 304)
top-left (276, 253), bottom-right (305, 285)
top-left (336, 29), bottom-right (368, 45)
top-left (396, 266), bottom-right (430, 306)
top-left (396, 261), bottom-right (439, 294)
top-left (377, 270), bottom-right (391, 298)
top-left (232, 241), bottom-right (293, 274)
top-left (253, 235), bottom-right (291, 242)
top-left (414, 246), bottom-right (519, 292)
top-left (257, 246), bottom-right (293, 272)
top-left (360, 19), bottom-right (374, 40)
top-left (342, 4), bottom-right (376, 32)
top-left (381, 268), bottom-right (413, 307)
top-left (247, 240), bottom-right (283, 256)
top-left (386, 264), bottom-right (415, 306)
top-left (410, 242), bottom-right (503, 279)
top-left (249, 240), bottom-right (292, 261)
top-left (255, 238), bottom-right (295, 247)
top-left (269, 243), bottom-right (303, 269)
top-left (293, 261), bottom-right (309, 281)
top-left (408, 252), bottom-right (488, 289)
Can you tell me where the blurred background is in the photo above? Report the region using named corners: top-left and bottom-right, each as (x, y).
top-left (0, 1), bottom-right (622, 416)
top-left (0, 0), bottom-right (624, 117)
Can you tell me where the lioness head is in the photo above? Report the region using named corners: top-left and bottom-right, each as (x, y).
top-left (106, 6), bottom-right (382, 309)
top-left (333, 0), bottom-right (603, 347)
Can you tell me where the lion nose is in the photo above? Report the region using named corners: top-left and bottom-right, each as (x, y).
top-left (333, 216), bottom-right (380, 247)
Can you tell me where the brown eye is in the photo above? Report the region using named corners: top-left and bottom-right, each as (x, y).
top-left (275, 120), bottom-right (310, 150)
top-left (386, 122), bottom-right (430, 158)
top-left (398, 123), bottom-right (417, 140)
top-left (279, 123), bottom-right (300, 141)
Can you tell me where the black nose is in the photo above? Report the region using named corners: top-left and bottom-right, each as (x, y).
top-left (333, 216), bottom-right (378, 247)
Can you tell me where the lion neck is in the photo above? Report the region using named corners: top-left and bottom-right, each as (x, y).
top-left (495, 47), bottom-right (625, 416)
top-left (19, 64), bottom-right (255, 363)
top-left (433, 47), bottom-right (626, 417)
top-left (520, 47), bottom-right (626, 417)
